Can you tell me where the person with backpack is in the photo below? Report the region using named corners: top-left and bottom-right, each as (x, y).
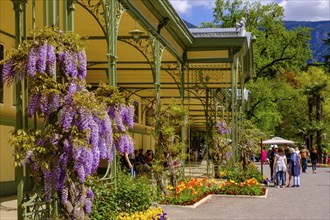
top-left (300, 146), bottom-right (309, 173)
top-left (310, 147), bottom-right (318, 174)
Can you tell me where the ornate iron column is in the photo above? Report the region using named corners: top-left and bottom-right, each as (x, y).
top-left (179, 62), bottom-right (186, 175)
top-left (67, 0), bottom-right (75, 31)
top-left (12, 1), bottom-right (25, 218)
top-left (101, 0), bottom-right (125, 183)
top-left (231, 53), bottom-right (236, 162)
top-left (150, 35), bottom-right (164, 144)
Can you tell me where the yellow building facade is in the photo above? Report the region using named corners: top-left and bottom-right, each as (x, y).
top-left (0, 0), bottom-right (254, 197)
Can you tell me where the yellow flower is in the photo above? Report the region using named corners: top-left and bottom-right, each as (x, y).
top-left (166, 185), bottom-right (174, 190)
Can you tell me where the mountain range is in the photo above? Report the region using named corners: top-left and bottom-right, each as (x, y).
top-left (284, 21), bottom-right (330, 63)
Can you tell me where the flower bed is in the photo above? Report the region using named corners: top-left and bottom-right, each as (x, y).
top-left (160, 177), bottom-right (265, 206)
top-left (117, 207), bottom-right (167, 220)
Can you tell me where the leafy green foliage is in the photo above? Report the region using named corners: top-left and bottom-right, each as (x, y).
top-left (212, 0), bottom-right (312, 78)
top-left (238, 120), bottom-right (265, 167)
top-left (86, 174), bottom-right (156, 219)
top-left (219, 162), bottom-right (264, 183)
top-left (217, 177), bottom-right (264, 196)
top-left (149, 102), bottom-right (187, 174)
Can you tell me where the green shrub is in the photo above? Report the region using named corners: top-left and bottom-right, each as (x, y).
top-left (219, 162), bottom-right (264, 183)
top-left (86, 177), bottom-right (117, 220)
top-left (115, 174), bottom-right (155, 214)
top-left (86, 173), bottom-right (156, 219)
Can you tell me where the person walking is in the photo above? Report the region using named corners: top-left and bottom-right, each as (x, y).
top-left (286, 148), bottom-right (293, 187)
top-left (273, 148), bottom-right (287, 188)
top-left (268, 145), bottom-right (278, 182)
top-left (300, 146), bottom-right (309, 173)
top-left (310, 147), bottom-right (318, 174)
top-left (290, 148), bottom-right (301, 187)
top-left (261, 146), bottom-right (268, 164)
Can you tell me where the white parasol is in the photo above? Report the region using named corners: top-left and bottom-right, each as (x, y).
top-left (261, 137), bottom-right (295, 145)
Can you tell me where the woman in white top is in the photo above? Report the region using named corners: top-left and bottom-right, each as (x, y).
top-left (273, 148), bottom-right (287, 188)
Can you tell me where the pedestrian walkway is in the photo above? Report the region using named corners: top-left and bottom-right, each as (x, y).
top-left (161, 163), bottom-right (330, 220)
top-left (1, 164), bottom-right (329, 220)
top-left (0, 195), bottom-right (17, 220)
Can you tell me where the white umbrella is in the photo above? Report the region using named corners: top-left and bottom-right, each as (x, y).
top-left (261, 137), bottom-right (295, 145)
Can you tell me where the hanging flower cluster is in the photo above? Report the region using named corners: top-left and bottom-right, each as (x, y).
top-left (209, 121), bottom-right (232, 165)
top-left (216, 121), bottom-right (231, 135)
top-left (3, 27), bottom-right (134, 219)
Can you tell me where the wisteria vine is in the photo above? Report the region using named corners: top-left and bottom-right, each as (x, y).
top-left (2, 27), bottom-right (134, 219)
top-left (210, 120), bottom-right (232, 163)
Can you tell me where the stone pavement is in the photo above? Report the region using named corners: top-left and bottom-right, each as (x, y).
top-left (0, 195), bottom-right (17, 220)
top-left (161, 164), bottom-right (330, 220)
top-left (1, 164), bottom-right (329, 220)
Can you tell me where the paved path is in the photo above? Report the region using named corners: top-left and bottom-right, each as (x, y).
top-left (161, 164), bottom-right (330, 220)
top-left (1, 164), bottom-right (329, 220)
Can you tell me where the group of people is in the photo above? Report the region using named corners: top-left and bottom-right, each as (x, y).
top-left (261, 145), bottom-right (319, 188)
top-left (120, 149), bottom-right (154, 178)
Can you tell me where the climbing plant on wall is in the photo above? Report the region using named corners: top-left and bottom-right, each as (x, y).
top-left (1, 27), bottom-right (134, 219)
top-left (148, 102), bottom-right (187, 195)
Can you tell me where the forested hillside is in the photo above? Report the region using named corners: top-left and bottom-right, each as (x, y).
top-left (281, 21), bottom-right (328, 63)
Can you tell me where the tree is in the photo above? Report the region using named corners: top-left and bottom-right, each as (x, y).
top-left (297, 66), bottom-right (330, 152)
top-left (212, 0), bottom-right (312, 78)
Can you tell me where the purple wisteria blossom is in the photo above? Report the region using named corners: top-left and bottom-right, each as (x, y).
top-left (89, 120), bottom-right (99, 148)
top-left (47, 44), bottom-right (56, 76)
top-left (84, 199), bottom-right (92, 214)
top-left (27, 47), bottom-right (37, 77)
top-left (53, 163), bottom-right (62, 191)
top-left (62, 51), bottom-right (78, 78)
top-left (115, 134), bottom-right (134, 154)
top-left (91, 144), bottom-right (100, 173)
top-left (77, 50), bottom-right (87, 80)
top-left (43, 170), bottom-right (52, 202)
top-left (51, 93), bottom-right (60, 111)
top-left (1, 59), bottom-right (12, 82)
top-left (61, 188), bottom-right (69, 205)
top-left (75, 108), bottom-right (92, 131)
top-left (67, 82), bottom-right (77, 95)
top-left (115, 106), bottom-right (126, 132)
top-left (86, 188), bottom-right (94, 200)
top-left (108, 106), bottom-right (116, 119)
top-left (37, 43), bottom-right (47, 73)
top-left (107, 144), bottom-right (115, 164)
top-left (98, 138), bottom-right (107, 160)
top-left (121, 105), bottom-right (134, 129)
top-left (60, 106), bottom-right (75, 131)
top-left (28, 93), bottom-right (41, 117)
top-left (216, 121), bottom-right (231, 135)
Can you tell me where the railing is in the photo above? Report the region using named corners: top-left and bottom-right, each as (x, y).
top-left (22, 190), bottom-right (57, 220)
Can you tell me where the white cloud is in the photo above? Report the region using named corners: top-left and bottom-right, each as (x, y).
top-left (170, 0), bottom-right (329, 23)
top-left (279, 0), bottom-right (330, 21)
top-left (169, 0), bottom-right (215, 15)
top-left (245, 0), bottom-right (329, 21)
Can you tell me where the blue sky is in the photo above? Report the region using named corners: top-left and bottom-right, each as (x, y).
top-left (169, 0), bottom-right (330, 26)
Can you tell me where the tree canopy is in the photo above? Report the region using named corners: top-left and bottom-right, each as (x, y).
top-left (210, 0), bottom-right (312, 78)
